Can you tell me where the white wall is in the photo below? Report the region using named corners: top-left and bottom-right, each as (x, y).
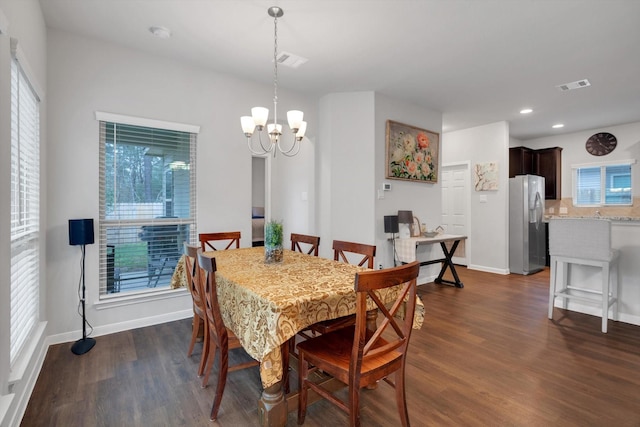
top-left (271, 124), bottom-right (316, 239)
top-left (316, 91), bottom-right (443, 269)
top-left (442, 121), bottom-right (510, 274)
top-left (45, 29), bottom-right (317, 339)
top-left (317, 92), bottom-right (376, 258)
top-left (374, 93), bottom-right (443, 280)
top-left (521, 121), bottom-right (640, 199)
top-left (0, 1), bottom-right (47, 424)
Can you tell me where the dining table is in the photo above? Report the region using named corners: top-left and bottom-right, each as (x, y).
top-left (171, 246), bottom-right (424, 427)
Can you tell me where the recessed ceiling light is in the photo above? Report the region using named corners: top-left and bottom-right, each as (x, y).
top-left (520, 108), bottom-right (533, 114)
top-left (552, 124), bottom-right (564, 129)
top-left (149, 26), bottom-right (171, 39)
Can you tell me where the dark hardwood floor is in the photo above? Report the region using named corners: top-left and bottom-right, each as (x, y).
top-left (21, 267), bottom-right (640, 426)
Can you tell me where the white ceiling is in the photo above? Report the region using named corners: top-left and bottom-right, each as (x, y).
top-left (39, 0), bottom-right (640, 140)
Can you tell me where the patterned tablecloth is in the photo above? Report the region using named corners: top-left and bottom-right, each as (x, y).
top-left (171, 246), bottom-right (424, 389)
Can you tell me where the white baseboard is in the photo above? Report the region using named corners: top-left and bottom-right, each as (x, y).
top-left (417, 273), bottom-right (437, 286)
top-left (47, 309), bottom-right (193, 346)
top-left (467, 264), bottom-right (510, 275)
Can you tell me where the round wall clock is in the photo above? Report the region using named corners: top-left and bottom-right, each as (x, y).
top-left (585, 132), bottom-right (617, 156)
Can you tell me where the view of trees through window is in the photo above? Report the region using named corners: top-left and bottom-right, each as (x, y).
top-left (100, 121), bottom-right (196, 296)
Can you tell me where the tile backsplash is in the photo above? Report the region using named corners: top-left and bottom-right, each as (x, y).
top-left (546, 197), bottom-right (640, 218)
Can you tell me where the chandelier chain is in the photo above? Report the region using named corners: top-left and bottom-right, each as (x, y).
top-left (272, 14), bottom-right (278, 124)
top-left (241, 6), bottom-right (305, 158)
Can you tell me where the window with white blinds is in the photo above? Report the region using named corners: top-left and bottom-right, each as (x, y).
top-left (573, 160), bottom-right (635, 206)
top-left (10, 58), bottom-right (40, 366)
top-left (98, 115), bottom-right (197, 297)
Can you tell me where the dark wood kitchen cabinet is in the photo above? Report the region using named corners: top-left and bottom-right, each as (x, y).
top-left (535, 147), bottom-right (562, 200)
top-left (509, 146), bottom-right (534, 177)
top-left (509, 146), bottom-right (562, 200)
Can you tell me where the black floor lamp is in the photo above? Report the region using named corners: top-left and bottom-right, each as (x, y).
top-left (69, 218), bottom-right (96, 355)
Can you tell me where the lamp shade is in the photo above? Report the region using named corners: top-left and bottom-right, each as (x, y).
top-left (397, 210), bottom-right (414, 224)
top-left (384, 215), bottom-right (399, 233)
top-left (251, 107), bottom-right (269, 127)
top-left (69, 219), bottom-right (95, 246)
top-left (296, 121), bottom-right (307, 139)
top-left (241, 116), bottom-right (256, 135)
top-left (287, 110), bottom-right (304, 131)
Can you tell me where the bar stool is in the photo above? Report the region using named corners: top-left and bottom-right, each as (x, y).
top-left (548, 218), bottom-right (619, 333)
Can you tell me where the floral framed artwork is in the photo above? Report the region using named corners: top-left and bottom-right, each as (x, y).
top-left (386, 120), bottom-right (439, 183)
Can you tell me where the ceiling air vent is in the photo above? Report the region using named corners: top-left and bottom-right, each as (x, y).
top-left (276, 51), bottom-right (308, 69)
top-left (556, 79), bottom-right (591, 92)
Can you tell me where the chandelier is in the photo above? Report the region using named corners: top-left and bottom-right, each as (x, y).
top-left (240, 6), bottom-right (306, 157)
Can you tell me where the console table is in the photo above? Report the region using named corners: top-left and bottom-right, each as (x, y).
top-left (395, 234), bottom-right (467, 288)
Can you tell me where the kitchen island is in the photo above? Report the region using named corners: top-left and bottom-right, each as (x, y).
top-left (547, 216), bottom-right (640, 327)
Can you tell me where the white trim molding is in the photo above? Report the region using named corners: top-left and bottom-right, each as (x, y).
top-left (571, 158), bottom-right (637, 169)
top-left (47, 308), bottom-right (193, 346)
top-left (95, 111), bottom-right (201, 134)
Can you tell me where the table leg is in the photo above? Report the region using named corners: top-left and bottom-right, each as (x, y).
top-left (433, 240), bottom-right (464, 288)
top-left (366, 309), bottom-right (378, 330)
top-left (258, 382), bottom-right (287, 427)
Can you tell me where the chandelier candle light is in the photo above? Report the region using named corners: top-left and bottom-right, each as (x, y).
top-left (241, 6), bottom-right (307, 157)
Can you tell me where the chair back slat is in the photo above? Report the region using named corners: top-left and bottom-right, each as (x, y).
top-left (354, 262), bottom-right (420, 362)
top-left (291, 233), bottom-right (320, 256)
top-left (199, 232), bottom-right (241, 252)
top-left (184, 243), bottom-right (205, 309)
top-left (333, 239), bottom-right (376, 269)
top-left (197, 253), bottom-right (228, 349)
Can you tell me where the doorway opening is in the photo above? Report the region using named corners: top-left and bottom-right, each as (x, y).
top-left (252, 157), bottom-right (267, 246)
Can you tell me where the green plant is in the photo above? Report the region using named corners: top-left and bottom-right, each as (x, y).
top-left (265, 220), bottom-right (283, 247)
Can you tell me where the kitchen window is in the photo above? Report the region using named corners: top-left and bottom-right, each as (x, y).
top-left (572, 160), bottom-right (635, 206)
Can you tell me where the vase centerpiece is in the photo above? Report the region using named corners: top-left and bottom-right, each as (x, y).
top-left (264, 220), bottom-right (284, 264)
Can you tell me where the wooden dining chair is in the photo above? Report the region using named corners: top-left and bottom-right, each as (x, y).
top-left (291, 233), bottom-right (320, 256)
top-left (199, 231), bottom-right (241, 252)
top-left (333, 240), bottom-right (376, 268)
top-left (197, 252), bottom-right (260, 421)
top-left (184, 243), bottom-right (208, 377)
top-left (297, 261), bottom-right (420, 427)
top-left (307, 240), bottom-right (377, 335)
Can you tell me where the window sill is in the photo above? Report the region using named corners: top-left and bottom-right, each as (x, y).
top-left (94, 287), bottom-right (189, 310)
top-left (8, 321), bottom-right (47, 386)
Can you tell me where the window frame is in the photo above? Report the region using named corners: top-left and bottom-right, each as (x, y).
top-left (96, 112), bottom-right (199, 300)
top-left (572, 159), bottom-right (636, 207)
top-left (10, 55), bottom-right (41, 368)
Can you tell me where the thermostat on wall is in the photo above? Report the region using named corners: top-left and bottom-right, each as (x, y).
top-left (382, 182), bottom-right (392, 191)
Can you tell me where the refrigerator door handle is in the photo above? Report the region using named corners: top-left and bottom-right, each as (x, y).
top-left (533, 191), bottom-right (543, 230)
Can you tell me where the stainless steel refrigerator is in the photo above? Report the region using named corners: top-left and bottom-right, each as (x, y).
top-left (509, 174), bottom-right (546, 275)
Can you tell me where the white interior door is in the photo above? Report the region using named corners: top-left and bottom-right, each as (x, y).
top-left (441, 163), bottom-right (470, 265)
